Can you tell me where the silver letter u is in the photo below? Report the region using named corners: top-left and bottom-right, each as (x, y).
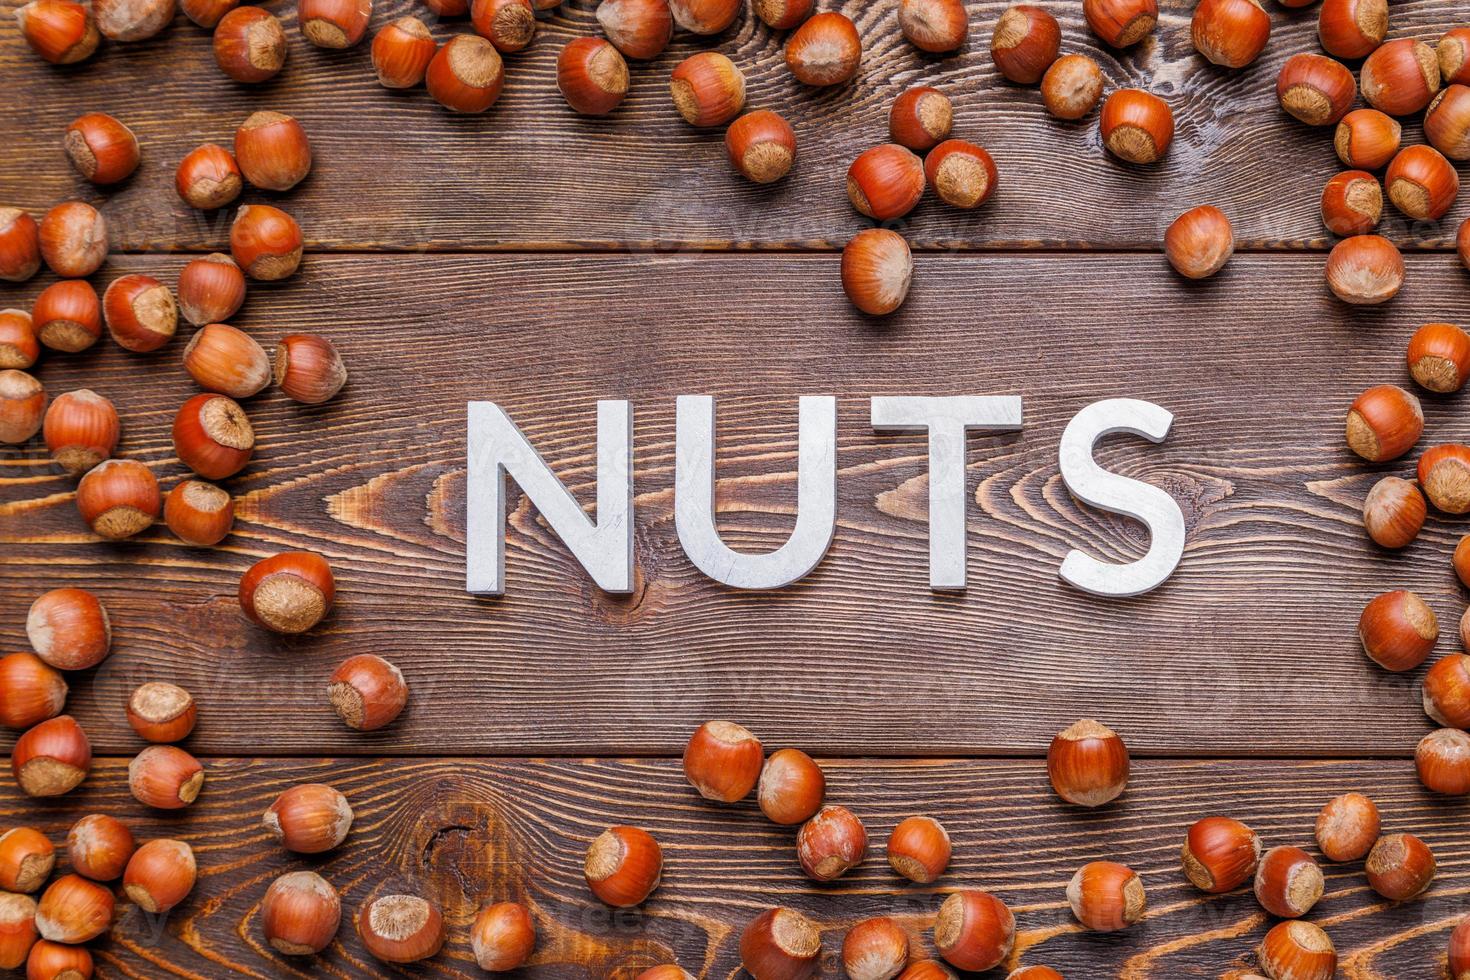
top-left (675, 395), bottom-right (836, 589)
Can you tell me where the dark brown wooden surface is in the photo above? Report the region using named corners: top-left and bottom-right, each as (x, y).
top-left (0, 757), bottom-right (1462, 978)
top-left (3, 252), bottom-right (1470, 756)
top-left (4, 0), bottom-right (1470, 974)
top-left (0, 0), bottom-right (1464, 252)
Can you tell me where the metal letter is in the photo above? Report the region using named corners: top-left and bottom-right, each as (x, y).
top-left (1057, 398), bottom-right (1185, 597)
top-left (675, 395), bottom-right (836, 589)
top-left (871, 396), bottom-right (1024, 590)
top-left (466, 401), bottom-right (633, 595)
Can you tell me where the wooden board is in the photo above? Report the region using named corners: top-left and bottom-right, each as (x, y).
top-left (0, 0), bottom-right (1464, 252)
top-left (3, 252), bottom-right (1467, 757)
top-left (0, 756), bottom-right (1459, 979)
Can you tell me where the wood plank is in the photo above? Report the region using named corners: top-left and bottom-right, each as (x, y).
top-left (1, 252), bottom-right (1466, 756)
top-left (0, 0), bottom-right (1464, 251)
top-left (0, 757), bottom-right (1461, 978)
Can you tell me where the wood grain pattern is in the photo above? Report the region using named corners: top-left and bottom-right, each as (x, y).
top-left (0, 0), bottom-right (1464, 252)
top-left (2, 252), bottom-right (1466, 756)
top-left (0, 756), bottom-right (1461, 978)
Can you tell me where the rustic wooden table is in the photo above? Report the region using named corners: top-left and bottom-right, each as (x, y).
top-left (2, 0), bottom-right (1467, 975)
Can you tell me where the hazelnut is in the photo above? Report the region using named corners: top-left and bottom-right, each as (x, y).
top-left (1407, 322), bottom-right (1470, 393)
top-left (173, 393), bottom-right (254, 480)
top-left (899, 0), bottom-right (967, 53)
top-left (0, 654), bottom-right (67, 730)
top-left (725, 111), bottom-right (796, 184)
top-left (1315, 792), bottom-right (1379, 862)
top-left (668, 0), bottom-right (738, 34)
top-left (93, 0), bottom-right (174, 40)
top-left (1419, 444), bottom-right (1470, 512)
top-left (26, 588), bottom-right (110, 670)
top-left (31, 281), bottom-right (100, 352)
top-left (752, 0), bottom-right (810, 29)
top-left (841, 228), bottom-right (913, 317)
top-left (1253, 846), bottom-right (1324, 918)
top-left (785, 12), bottom-right (861, 86)
top-left (889, 86), bottom-right (952, 152)
top-left (298, 0), bottom-right (370, 48)
top-left (471, 901), bottom-right (535, 971)
top-left (25, 940), bottom-right (92, 980)
top-left (0, 827), bottom-right (54, 893)
top-left (842, 917), bottom-right (908, 980)
top-left (1041, 54), bottom-right (1103, 120)
top-left (1361, 476), bottom-right (1424, 549)
top-left (76, 458), bottom-right (161, 540)
top-left (103, 273), bottom-right (177, 353)
top-left (1100, 89), bottom-right (1174, 164)
top-left (1277, 53), bottom-right (1356, 127)
top-left (230, 204), bottom-right (303, 280)
top-left (1325, 234), bottom-right (1403, 305)
top-left (1383, 144), bottom-right (1459, 221)
top-left (1365, 832), bottom-right (1435, 900)
top-left (1358, 589), bottom-right (1437, 671)
top-left (122, 838), bottom-right (195, 913)
top-left (0, 309), bottom-right (37, 369)
top-left (164, 479), bottom-right (234, 546)
top-left (740, 907), bottom-right (821, 980)
top-left (1047, 718), bottom-right (1128, 807)
top-left (1165, 205), bottom-right (1234, 279)
top-left (1361, 38), bottom-right (1441, 117)
top-left (556, 36), bottom-right (626, 115)
top-left (328, 654), bottom-right (408, 731)
top-left (1180, 816), bottom-right (1261, 893)
top-left (39, 201), bottom-right (107, 279)
top-left (239, 551), bottom-right (335, 634)
top-left (757, 747), bottom-right (825, 825)
top-left (595, 0), bottom-right (669, 60)
top-left (1416, 727), bottom-right (1470, 795)
top-left (272, 334), bottom-right (347, 404)
top-left (1083, 0), bottom-right (1157, 48)
top-left (262, 870), bottom-right (340, 955)
top-left (1067, 861), bottom-right (1145, 931)
top-left (1425, 85), bottom-right (1470, 160)
top-left (43, 388), bottom-right (119, 475)
top-left (991, 5), bottom-right (1060, 84)
top-left (128, 744), bottom-right (203, 809)
top-left (0, 208), bottom-right (41, 282)
top-left (371, 16), bottom-right (437, 89)
top-left (1259, 920), bottom-right (1336, 980)
top-left (797, 805), bottom-right (867, 881)
top-left (183, 323), bottom-right (270, 399)
top-left (683, 720), bottom-right (764, 802)
top-left (126, 681), bottom-right (197, 742)
top-left (234, 111), bottom-right (312, 192)
top-left (66, 813), bottom-right (134, 881)
top-left (0, 370), bottom-right (44, 445)
top-left (1334, 109), bottom-right (1401, 170)
top-left (175, 145), bottom-right (243, 211)
top-left (213, 7), bottom-right (287, 83)
top-left (16, 0), bottom-right (100, 64)
top-left (924, 139), bottom-right (997, 210)
top-left (933, 890), bottom-right (1014, 971)
top-left (0, 893), bottom-right (36, 971)
top-left (1317, 0), bottom-right (1385, 60)
top-left (264, 783), bottom-right (354, 853)
top-left (1191, 0), bottom-right (1270, 69)
top-left (1320, 170), bottom-right (1382, 237)
top-left (35, 874), bottom-right (110, 944)
top-left (670, 52), bottom-right (746, 128)
top-left (848, 144), bottom-right (925, 220)
top-left (1424, 654), bottom-right (1470, 728)
top-left (584, 825), bottom-right (662, 907)
top-left (886, 815), bottom-right (950, 883)
top-left (63, 112), bottom-right (139, 185)
top-left (358, 891), bottom-right (446, 964)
